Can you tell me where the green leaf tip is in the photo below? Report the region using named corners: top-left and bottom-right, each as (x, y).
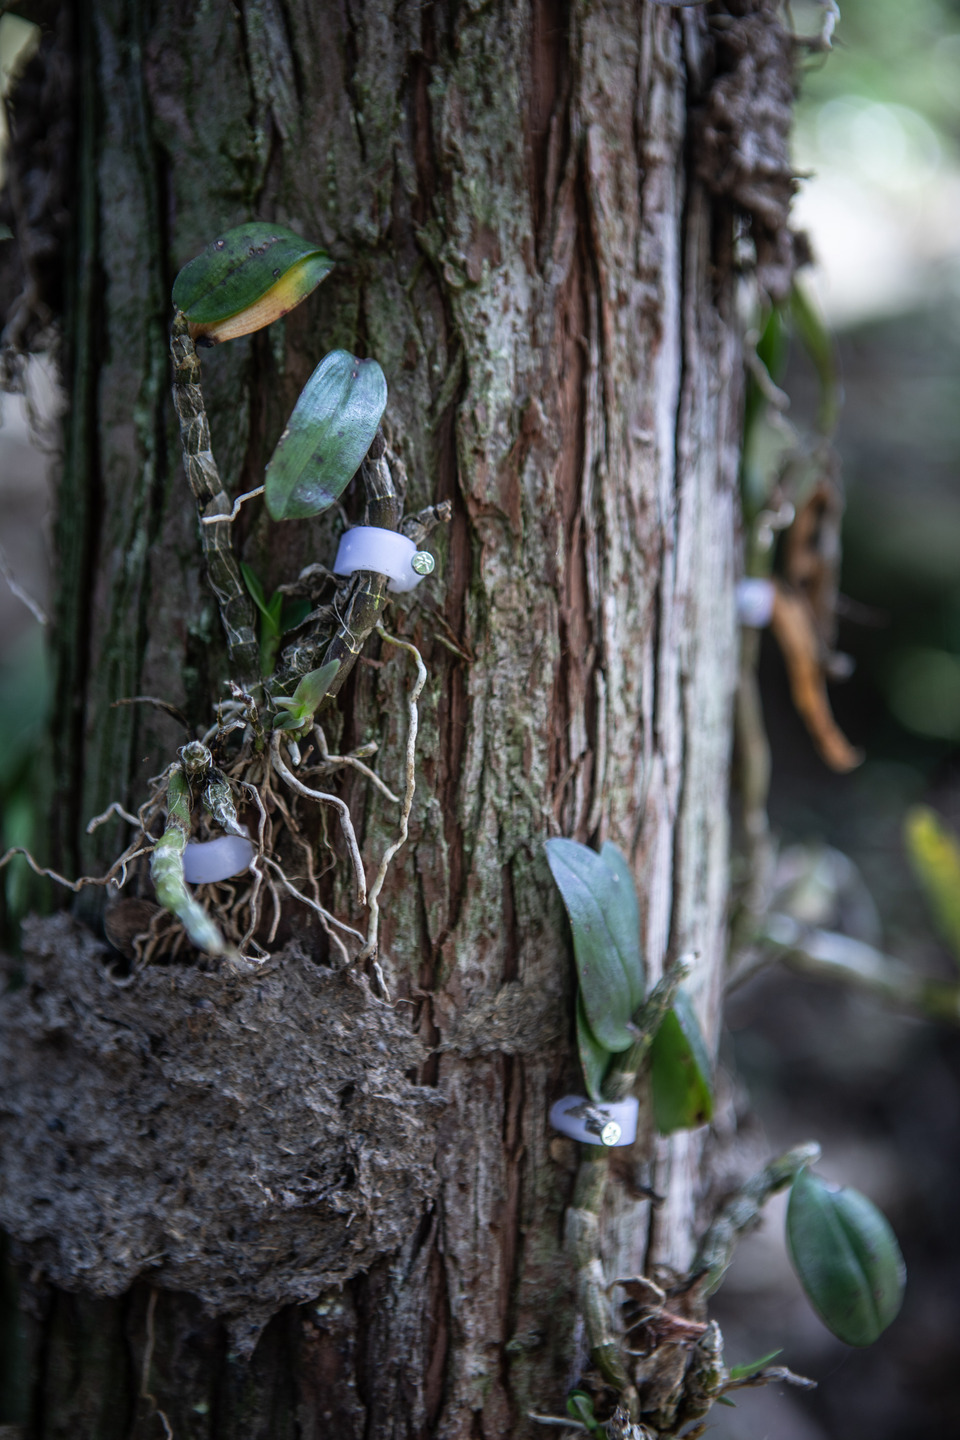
top-left (727, 1348), bottom-right (783, 1380)
top-left (172, 222), bottom-right (332, 344)
top-left (545, 837), bottom-right (644, 1054)
top-left (272, 660), bottom-right (341, 730)
top-left (566, 1391), bottom-right (602, 1435)
top-left (786, 1167), bottom-right (905, 1346)
top-left (649, 987), bottom-right (714, 1133)
top-left (264, 350), bottom-right (388, 521)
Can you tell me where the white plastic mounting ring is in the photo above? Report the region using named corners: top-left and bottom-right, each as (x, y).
top-left (333, 526), bottom-right (431, 594)
top-left (182, 835), bottom-right (256, 885)
top-left (736, 577), bottom-right (776, 629)
top-left (549, 1095), bottom-right (640, 1148)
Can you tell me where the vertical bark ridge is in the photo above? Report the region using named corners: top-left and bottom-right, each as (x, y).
top-left (52, 0), bottom-right (98, 878)
top-left (81, 0), bottom-right (176, 875)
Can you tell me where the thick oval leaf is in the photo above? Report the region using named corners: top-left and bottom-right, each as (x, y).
top-left (577, 992), bottom-right (611, 1103)
top-left (172, 223), bottom-right (332, 343)
top-left (545, 838), bottom-right (644, 1052)
top-left (649, 988), bottom-right (714, 1133)
top-left (599, 841), bottom-right (645, 1007)
top-left (786, 1167), bottom-right (905, 1346)
top-left (265, 351), bottom-right (387, 521)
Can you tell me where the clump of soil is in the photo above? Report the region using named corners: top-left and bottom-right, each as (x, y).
top-left (0, 914), bottom-right (443, 1354)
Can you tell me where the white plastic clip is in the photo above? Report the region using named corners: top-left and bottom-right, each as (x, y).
top-left (333, 526), bottom-right (434, 594)
top-left (548, 1095), bottom-right (640, 1147)
top-left (736, 577), bottom-right (776, 629)
top-left (182, 835), bottom-right (256, 885)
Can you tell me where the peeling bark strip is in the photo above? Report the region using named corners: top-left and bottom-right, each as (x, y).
top-left (0, 0), bottom-right (796, 1434)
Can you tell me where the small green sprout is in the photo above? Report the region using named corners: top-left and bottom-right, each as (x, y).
top-left (272, 660), bottom-right (341, 734)
top-left (566, 1390), bottom-right (603, 1435)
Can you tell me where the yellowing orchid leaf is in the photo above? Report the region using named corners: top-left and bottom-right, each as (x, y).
top-left (172, 222), bottom-right (332, 345)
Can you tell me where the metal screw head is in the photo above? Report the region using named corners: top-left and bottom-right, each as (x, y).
top-left (600, 1120), bottom-right (622, 1147)
top-left (411, 550), bottom-right (435, 577)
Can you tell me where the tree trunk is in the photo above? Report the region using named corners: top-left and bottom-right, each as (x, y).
top-left (0, 1), bottom-right (795, 1435)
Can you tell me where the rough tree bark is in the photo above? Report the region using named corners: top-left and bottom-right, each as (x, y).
top-left (0, 0), bottom-right (797, 1435)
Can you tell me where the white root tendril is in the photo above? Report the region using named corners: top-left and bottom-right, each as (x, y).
top-left (312, 724), bottom-right (401, 805)
top-left (261, 856), bottom-right (364, 967)
top-left (0, 842), bottom-right (153, 893)
top-left (269, 730), bottom-right (367, 906)
top-left (7, 638), bottom-right (415, 967)
top-left (86, 800), bottom-right (143, 833)
top-left (359, 626), bottom-right (427, 990)
top-left (0, 540), bottom-right (49, 627)
top-left (199, 483), bottom-right (265, 525)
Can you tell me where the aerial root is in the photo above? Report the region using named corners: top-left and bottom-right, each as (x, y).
top-left (6, 653), bottom-right (423, 970)
top-left (0, 838), bottom-right (153, 894)
top-left (358, 626), bottom-right (427, 995)
top-left (311, 723), bottom-right (400, 805)
top-left (261, 856), bottom-right (364, 967)
top-left (269, 730), bottom-right (367, 906)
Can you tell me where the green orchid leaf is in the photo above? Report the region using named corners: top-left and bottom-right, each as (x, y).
top-left (727, 1349), bottom-right (783, 1380)
top-left (266, 591), bottom-right (285, 630)
top-left (598, 840), bottom-right (645, 1010)
top-left (566, 1391), bottom-right (602, 1435)
top-left (790, 279), bottom-right (839, 436)
top-left (272, 660), bottom-right (340, 730)
top-left (649, 988), bottom-right (714, 1133)
top-left (265, 350), bottom-right (387, 521)
top-left (271, 710), bottom-right (304, 732)
top-left (545, 838), bottom-right (644, 1052)
top-left (289, 660), bottom-right (340, 715)
top-left (172, 222), bottom-right (332, 344)
top-left (281, 597), bottom-right (312, 633)
top-left (577, 992), bottom-right (611, 1103)
top-left (786, 1168), bottom-right (905, 1347)
top-left (242, 563), bottom-right (287, 674)
top-left (240, 561), bottom-right (269, 617)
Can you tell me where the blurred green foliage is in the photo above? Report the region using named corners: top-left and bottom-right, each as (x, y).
top-left (795, 0), bottom-right (960, 145)
top-left (903, 805), bottom-right (960, 966)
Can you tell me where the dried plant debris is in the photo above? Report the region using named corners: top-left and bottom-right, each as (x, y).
top-left (0, 914), bottom-right (443, 1355)
top-left (696, 0), bottom-right (798, 301)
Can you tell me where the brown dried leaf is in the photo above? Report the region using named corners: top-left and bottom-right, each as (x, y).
top-left (770, 582), bottom-right (862, 773)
